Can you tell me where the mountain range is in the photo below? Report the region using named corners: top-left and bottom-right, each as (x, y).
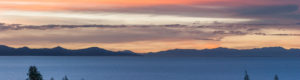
top-left (0, 45), bottom-right (137, 56)
top-left (1, 45), bottom-right (300, 56)
top-left (148, 47), bottom-right (300, 57)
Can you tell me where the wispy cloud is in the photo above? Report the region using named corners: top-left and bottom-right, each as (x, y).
top-left (0, 10), bottom-right (253, 25)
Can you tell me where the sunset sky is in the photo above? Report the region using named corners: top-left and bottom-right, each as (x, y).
top-left (0, 0), bottom-right (300, 53)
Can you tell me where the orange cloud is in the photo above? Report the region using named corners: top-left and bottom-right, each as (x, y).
top-left (0, 0), bottom-right (196, 11)
top-left (4, 0), bottom-right (208, 5)
top-left (0, 0), bottom-right (241, 11)
top-left (1, 0), bottom-right (297, 11)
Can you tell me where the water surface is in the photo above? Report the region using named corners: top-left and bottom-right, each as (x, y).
top-left (0, 56), bottom-right (299, 80)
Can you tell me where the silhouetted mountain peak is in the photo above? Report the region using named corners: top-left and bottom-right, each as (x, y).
top-left (214, 47), bottom-right (232, 50)
top-left (52, 46), bottom-right (66, 50)
top-left (85, 47), bottom-right (101, 50)
top-left (258, 47), bottom-right (286, 50)
top-left (118, 50), bottom-right (135, 54)
top-left (0, 45), bottom-right (14, 50)
top-left (18, 47), bottom-right (30, 50)
top-left (0, 45), bottom-right (10, 48)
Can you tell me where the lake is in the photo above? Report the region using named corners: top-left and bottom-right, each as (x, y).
top-left (0, 56), bottom-right (299, 80)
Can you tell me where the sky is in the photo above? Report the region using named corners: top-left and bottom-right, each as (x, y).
top-left (0, 0), bottom-right (300, 53)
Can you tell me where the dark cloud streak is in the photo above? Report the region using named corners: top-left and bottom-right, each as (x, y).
top-left (237, 5), bottom-right (298, 16)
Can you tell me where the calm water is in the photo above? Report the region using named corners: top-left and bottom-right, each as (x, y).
top-left (0, 56), bottom-right (299, 80)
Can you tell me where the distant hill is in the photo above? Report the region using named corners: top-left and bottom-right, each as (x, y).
top-left (1, 45), bottom-right (300, 56)
top-left (146, 47), bottom-right (300, 57)
top-left (0, 45), bottom-right (138, 56)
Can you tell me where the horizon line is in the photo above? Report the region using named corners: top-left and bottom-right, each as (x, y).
top-left (0, 44), bottom-right (296, 53)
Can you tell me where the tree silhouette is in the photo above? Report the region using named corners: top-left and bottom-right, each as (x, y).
top-left (50, 77), bottom-right (54, 80)
top-left (62, 76), bottom-right (68, 80)
top-left (244, 70), bottom-right (250, 80)
top-left (27, 66), bottom-right (43, 80)
top-left (274, 74), bottom-right (279, 80)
